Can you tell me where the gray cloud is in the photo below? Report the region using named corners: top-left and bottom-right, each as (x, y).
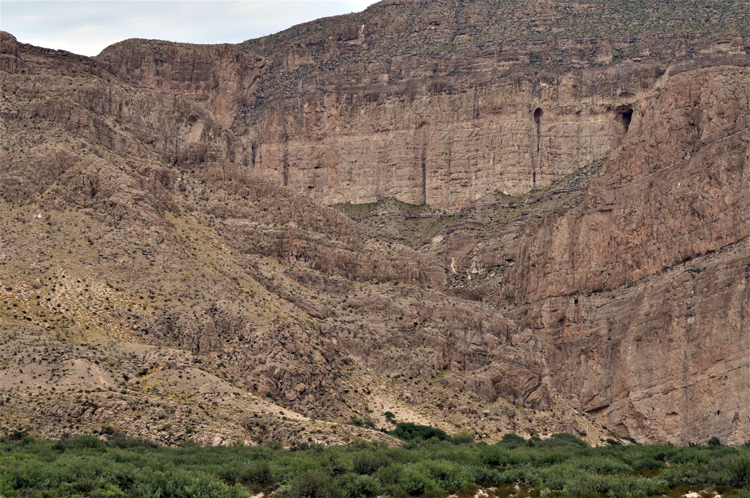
top-left (0, 0), bottom-right (375, 56)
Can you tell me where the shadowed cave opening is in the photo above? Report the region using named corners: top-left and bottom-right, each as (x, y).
top-left (617, 107), bottom-right (633, 134)
top-left (534, 107), bottom-right (543, 126)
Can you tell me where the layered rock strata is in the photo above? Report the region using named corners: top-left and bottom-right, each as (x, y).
top-left (424, 66), bottom-right (750, 445)
top-left (97, 3), bottom-right (750, 209)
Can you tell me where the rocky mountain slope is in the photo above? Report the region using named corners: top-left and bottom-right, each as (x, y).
top-left (0, 29), bottom-right (605, 446)
top-left (1, 0), bottom-right (749, 446)
top-left (418, 65), bottom-right (750, 446)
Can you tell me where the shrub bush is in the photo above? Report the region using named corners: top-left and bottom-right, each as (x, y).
top-left (335, 473), bottom-right (382, 498)
top-left (397, 466), bottom-right (442, 496)
top-left (726, 455), bottom-right (750, 488)
top-left (289, 470), bottom-right (335, 498)
top-left (413, 459), bottom-right (474, 492)
top-left (0, 432), bottom-right (748, 498)
top-left (481, 447), bottom-right (511, 467)
top-left (352, 452), bottom-right (391, 475)
top-left (390, 423), bottom-right (451, 442)
top-left (453, 432), bottom-right (476, 445)
top-left (496, 433), bottom-right (526, 449)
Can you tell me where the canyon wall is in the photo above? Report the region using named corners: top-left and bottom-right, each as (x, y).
top-left (245, 59), bottom-right (635, 208)
top-left (4, 0), bottom-right (750, 445)
top-left (98, 2), bottom-right (750, 209)
top-left (505, 66), bottom-right (750, 445)
top-left (429, 65), bottom-right (750, 444)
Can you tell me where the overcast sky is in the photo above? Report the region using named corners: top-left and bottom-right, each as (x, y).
top-left (0, 0), bottom-right (376, 57)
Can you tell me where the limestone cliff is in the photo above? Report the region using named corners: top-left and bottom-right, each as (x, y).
top-left (97, 2), bottom-right (750, 209)
top-left (420, 65), bottom-right (750, 445)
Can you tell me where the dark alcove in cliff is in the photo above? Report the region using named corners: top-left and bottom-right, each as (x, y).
top-left (534, 107), bottom-right (543, 126)
top-left (533, 108), bottom-right (543, 187)
top-left (616, 107), bottom-right (633, 134)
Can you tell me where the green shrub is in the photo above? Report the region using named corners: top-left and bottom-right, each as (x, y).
top-left (726, 455), bottom-right (750, 488)
top-left (107, 432), bottom-right (159, 449)
top-left (660, 462), bottom-right (710, 487)
top-left (481, 447), bottom-right (511, 467)
top-left (65, 433), bottom-right (107, 450)
top-left (289, 470), bottom-right (335, 498)
top-left (390, 423), bottom-right (450, 442)
top-left (561, 472), bottom-right (664, 497)
top-left (453, 432), bottom-right (476, 445)
top-left (352, 452), bottom-right (391, 475)
top-left (573, 456), bottom-right (633, 475)
top-left (397, 466), bottom-right (442, 496)
top-left (335, 473), bottom-right (382, 498)
top-left (373, 464), bottom-right (403, 490)
top-left (218, 462), bottom-right (272, 486)
top-left (497, 433), bottom-right (526, 449)
top-left (160, 468), bottom-right (250, 498)
top-left (0, 432), bottom-right (748, 498)
top-left (413, 459), bottom-right (474, 492)
top-left (467, 466), bottom-right (503, 486)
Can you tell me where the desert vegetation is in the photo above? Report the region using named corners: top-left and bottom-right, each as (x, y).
top-left (1, 430), bottom-right (749, 498)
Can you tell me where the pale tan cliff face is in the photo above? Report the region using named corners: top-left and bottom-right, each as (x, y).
top-left (96, 15), bottom-right (749, 210)
top-left (246, 63), bottom-right (632, 209)
top-left (96, 42), bottom-right (651, 209)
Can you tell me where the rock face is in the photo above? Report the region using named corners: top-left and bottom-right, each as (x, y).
top-left (243, 61), bottom-right (632, 208)
top-left (2, 0), bottom-right (750, 447)
top-left (97, 39), bottom-right (264, 128)
top-left (500, 66), bottom-right (750, 445)
top-left (96, 1), bottom-right (750, 209)
top-left (423, 66), bottom-right (750, 445)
